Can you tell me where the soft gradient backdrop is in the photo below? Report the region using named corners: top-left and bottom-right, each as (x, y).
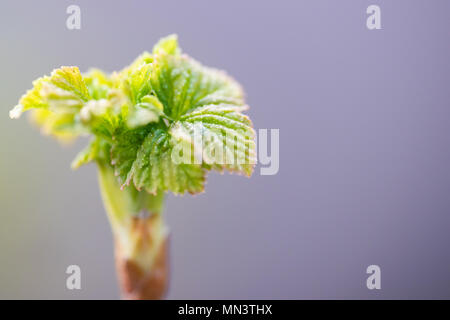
top-left (1, 0), bottom-right (450, 299)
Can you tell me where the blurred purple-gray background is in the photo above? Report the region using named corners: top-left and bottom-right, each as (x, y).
top-left (1, 0), bottom-right (450, 299)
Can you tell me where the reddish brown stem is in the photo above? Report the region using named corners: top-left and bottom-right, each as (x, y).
top-left (114, 216), bottom-right (169, 300)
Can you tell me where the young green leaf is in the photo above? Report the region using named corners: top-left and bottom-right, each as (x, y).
top-left (71, 140), bottom-right (98, 170)
top-left (10, 35), bottom-right (256, 195)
